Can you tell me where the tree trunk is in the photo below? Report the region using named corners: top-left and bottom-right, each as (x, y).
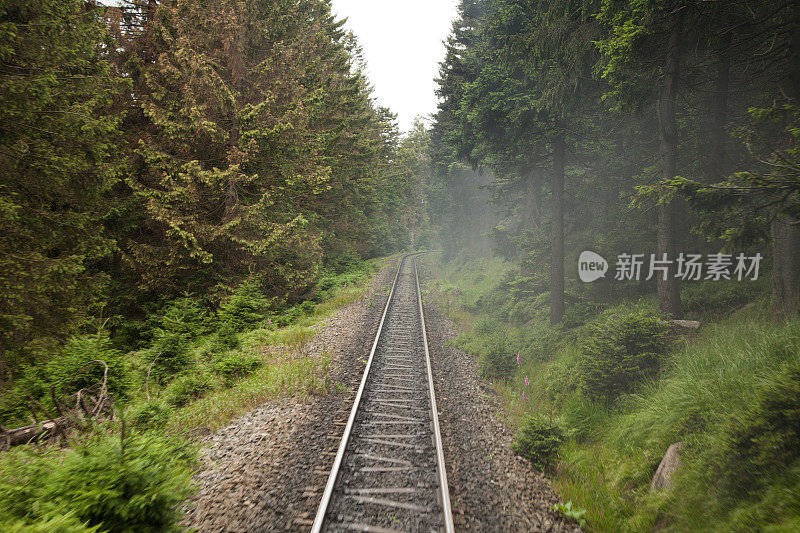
top-left (550, 133), bottom-right (565, 326)
top-left (771, 0), bottom-right (800, 319)
top-left (655, 11), bottom-right (683, 318)
top-left (709, 33), bottom-right (730, 180)
top-left (772, 217), bottom-right (800, 318)
top-left (525, 167), bottom-right (543, 229)
top-left (0, 417), bottom-right (72, 450)
top-left (521, 168), bottom-right (543, 276)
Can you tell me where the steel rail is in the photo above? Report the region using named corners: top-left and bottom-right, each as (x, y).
top-left (413, 254), bottom-right (454, 533)
top-left (310, 251), bottom-right (453, 533)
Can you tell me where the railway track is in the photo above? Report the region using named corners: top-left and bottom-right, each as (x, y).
top-left (311, 253), bottom-right (454, 533)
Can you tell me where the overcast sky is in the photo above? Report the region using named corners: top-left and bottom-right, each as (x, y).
top-left (330, 1), bottom-right (459, 132)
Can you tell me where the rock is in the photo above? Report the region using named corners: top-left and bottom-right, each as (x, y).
top-left (669, 319), bottom-right (701, 330)
top-left (651, 442), bottom-right (683, 491)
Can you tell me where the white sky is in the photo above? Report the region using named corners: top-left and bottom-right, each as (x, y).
top-left (331, 0), bottom-right (459, 132)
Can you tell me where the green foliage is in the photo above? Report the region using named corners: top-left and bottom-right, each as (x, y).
top-left (47, 334), bottom-right (126, 399)
top-left (218, 278), bottom-right (270, 334)
top-left (0, 432), bottom-right (196, 532)
top-left (0, 333), bottom-right (126, 426)
top-left (478, 329), bottom-right (516, 380)
top-left (163, 374), bottom-right (214, 407)
top-left (682, 278), bottom-right (768, 318)
top-left (0, 0), bottom-right (124, 370)
top-left (125, 401), bottom-right (172, 432)
top-left (512, 416), bottom-right (564, 472)
top-left (718, 363), bottom-right (800, 499)
top-left (215, 353), bottom-right (262, 385)
top-left (148, 329), bottom-right (192, 383)
top-left (552, 501), bottom-right (587, 529)
top-left (157, 296), bottom-right (212, 339)
top-left (0, 512), bottom-right (99, 533)
top-left (578, 312), bottom-right (670, 402)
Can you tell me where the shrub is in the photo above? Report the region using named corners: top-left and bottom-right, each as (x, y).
top-left (718, 363), bottom-right (800, 499)
top-left (0, 512), bottom-right (99, 532)
top-left (479, 330), bottom-right (516, 380)
top-left (125, 400), bottom-right (172, 432)
top-left (218, 278), bottom-right (270, 333)
top-left (578, 312), bottom-right (670, 402)
top-left (163, 374), bottom-right (213, 407)
top-left (47, 333), bottom-right (126, 399)
top-left (158, 295), bottom-right (211, 339)
top-left (215, 354), bottom-right (261, 385)
top-left (512, 417), bottom-right (564, 472)
top-left (0, 333), bottom-right (126, 426)
top-left (148, 329), bottom-right (192, 382)
top-left (0, 432), bottom-right (196, 532)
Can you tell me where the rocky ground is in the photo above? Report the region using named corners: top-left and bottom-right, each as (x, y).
top-left (183, 257), bottom-right (580, 532)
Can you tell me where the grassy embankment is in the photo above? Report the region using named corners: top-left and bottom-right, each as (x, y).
top-left (0, 256), bottom-right (389, 531)
top-left (421, 254), bottom-right (799, 532)
top-left (165, 260), bottom-right (384, 432)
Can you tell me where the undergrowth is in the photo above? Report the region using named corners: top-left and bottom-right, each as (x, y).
top-left (422, 253), bottom-right (796, 532)
top-left (0, 255), bottom-right (388, 530)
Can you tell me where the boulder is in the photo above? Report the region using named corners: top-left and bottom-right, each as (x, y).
top-left (651, 442), bottom-right (683, 491)
top-left (670, 319), bottom-right (701, 330)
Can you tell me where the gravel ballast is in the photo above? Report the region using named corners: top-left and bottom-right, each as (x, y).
top-left (183, 256), bottom-right (581, 532)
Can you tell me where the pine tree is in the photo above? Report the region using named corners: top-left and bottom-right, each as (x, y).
top-left (0, 0), bottom-right (125, 375)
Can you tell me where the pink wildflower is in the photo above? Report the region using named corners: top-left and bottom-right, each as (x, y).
top-left (525, 376), bottom-right (529, 387)
top-left (522, 390), bottom-right (527, 401)
top-left (267, 318), bottom-right (272, 326)
top-left (516, 351), bottom-right (521, 367)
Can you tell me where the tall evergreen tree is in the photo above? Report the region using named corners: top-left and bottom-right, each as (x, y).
top-left (0, 0), bottom-right (124, 375)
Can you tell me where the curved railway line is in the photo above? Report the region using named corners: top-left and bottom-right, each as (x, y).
top-left (311, 253), bottom-right (454, 533)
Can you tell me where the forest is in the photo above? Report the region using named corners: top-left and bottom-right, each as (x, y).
top-left (0, 0), bottom-right (799, 531)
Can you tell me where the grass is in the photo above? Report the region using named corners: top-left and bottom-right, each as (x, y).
top-left (420, 252), bottom-right (799, 531)
top-left (170, 354), bottom-right (331, 431)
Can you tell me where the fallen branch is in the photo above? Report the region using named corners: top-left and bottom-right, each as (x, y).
top-left (0, 359), bottom-right (114, 450)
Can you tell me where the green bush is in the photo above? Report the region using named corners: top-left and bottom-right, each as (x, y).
top-left (0, 333), bottom-right (126, 426)
top-left (578, 312), bottom-right (670, 402)
top-left (0, 512), bottom-right (99, 532)
top-left (158, 295), bottom-right (211, 339)
top-left (125, 400), bottom-right (172, 432)
top-left (215, 353), bottom-right (262, 385)
top-left (0, 432), bottom-right (196, 532)
top-left (148, 329), bottom-right (192, 382)
top-left (47, 334), bottom-right (126, 398)
top-left (479, 330), bottom-right (516, 380)
top-left (718, 363), bottom-right (800, 499)
top-left (163, 374), bottom-right (213, 407)
top-left (512, 417), bottom-right (564, 472)
top-left (218, 278), bottom-right (270, 333)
